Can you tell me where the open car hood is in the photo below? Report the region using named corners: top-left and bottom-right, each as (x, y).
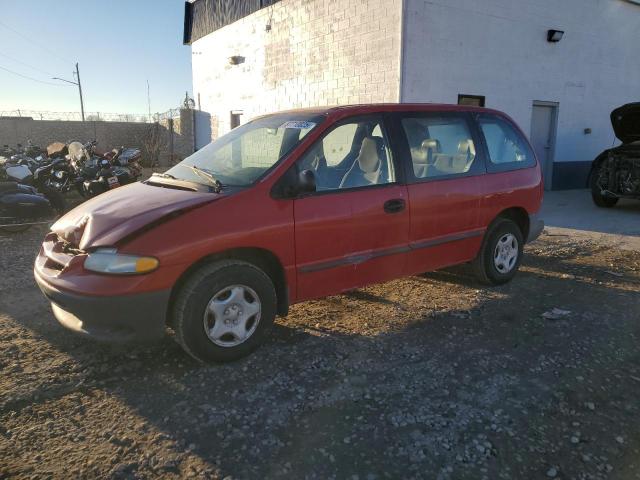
top-left (611, 103), bottom-right (640, 144)
top-left (51, 182), bottom-right (221, 250)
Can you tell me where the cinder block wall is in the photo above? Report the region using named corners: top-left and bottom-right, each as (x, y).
top-left (402, 0), bottom-right (640, 169)
top-left (0, 118), bottom-right (151, 151)
top-left (0, 112), bottom-right (195, 165)
top-left (159, 109), bottom-right (196, 161)
top-left (192, 0), bottom-right (403, 139)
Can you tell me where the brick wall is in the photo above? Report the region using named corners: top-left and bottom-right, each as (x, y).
top-left (0, 110), bottom-right (195, 165)
top-left (402, 0), bottom-right (640, 166)
top-left (158, 109), bottom-right (195, 161)
top-left (191, 0), bottom-right (403, 139)
top-left (0, 118), bottom-right (150, 152)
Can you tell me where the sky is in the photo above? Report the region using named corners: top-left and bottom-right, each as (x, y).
top-left (0, 0), bottom-right (192, 117)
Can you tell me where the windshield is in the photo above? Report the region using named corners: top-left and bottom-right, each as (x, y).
top-left (165, 113), bottom-right (325, 187)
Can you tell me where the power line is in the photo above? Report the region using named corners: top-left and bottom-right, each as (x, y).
top-left (0, 64), bottom-right (72, 86)
top-left (0, 50), bottom-right (58, 77)
top-left (0, 20), bottom-right (72, 64)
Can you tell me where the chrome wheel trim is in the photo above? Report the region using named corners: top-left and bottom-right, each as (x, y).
top-left (203, 285), bottom-right (262, 348)
top-left (493, 233), bottom-right (519, 274)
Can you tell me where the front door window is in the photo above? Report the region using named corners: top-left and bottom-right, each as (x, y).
top-left (296, 118), bottom-right (396, 191)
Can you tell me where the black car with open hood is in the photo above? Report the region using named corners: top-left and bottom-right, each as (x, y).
top-left (590, 103), bottom-right (640, 208)
top-left (611, 103), bottom-right (640, 145)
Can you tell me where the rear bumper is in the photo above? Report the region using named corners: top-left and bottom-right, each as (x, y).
top-left (35, 269), bottom-right (170, 342)
top-left (527, 213), bottom-right (545, 243)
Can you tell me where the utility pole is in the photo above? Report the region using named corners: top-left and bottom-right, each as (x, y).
top-left (52, 62), bottom-right (85, 121)
top-left (75, 63), bottom-right (85, 122)
top-left (147, 80), bottom-right (151, 122)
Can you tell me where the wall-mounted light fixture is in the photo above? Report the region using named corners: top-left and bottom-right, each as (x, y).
top-left (229, 55), bottom-right (246, 66)
top-left (547, 29), bottom-right (565, 43)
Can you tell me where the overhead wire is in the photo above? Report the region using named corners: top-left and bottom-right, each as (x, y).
top-left (0, 64), bottom-right (72, 86)
top-left (0, 19), bottom-right (75, 87)
top-left (0, 19), bottom-right (73, 64)
top-left (0, 50), bottom-right (58, 78)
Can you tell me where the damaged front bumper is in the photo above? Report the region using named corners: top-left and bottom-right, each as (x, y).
top-left (35, 269), bottom-right (170, 342)
top-left (33, 232), bottom-right (170, 342)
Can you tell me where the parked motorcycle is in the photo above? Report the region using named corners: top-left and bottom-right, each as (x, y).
top-left (66, 141), bottom-right (142, 198)
top-left (1, 155), bottom-right (66, 214)
top-left (0, 182), bottom-right (56, 233)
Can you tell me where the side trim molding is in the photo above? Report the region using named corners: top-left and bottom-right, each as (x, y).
top-left (298, 229), bottom-right (485, 274)
top-left (409, 229), bottom-right (484, 251)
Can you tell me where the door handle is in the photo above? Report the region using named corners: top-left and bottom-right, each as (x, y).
top-left (384, 198), bottom-right (406, 214)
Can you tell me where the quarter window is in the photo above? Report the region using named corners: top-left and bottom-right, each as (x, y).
top-left (296, 118), bottom-right (395, 191)
top-left (478, 114), bottom-right (535, 171)
top-left (401, 115), bottom-right (479, 179)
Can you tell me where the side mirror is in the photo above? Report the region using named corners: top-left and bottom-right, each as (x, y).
top-left (271, 168), bottom-right (316, 199)
top-left (297, 169), bottom-right (316, 195)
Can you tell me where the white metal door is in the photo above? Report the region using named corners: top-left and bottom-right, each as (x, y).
top-left (194, 111), bottom-right (212, 150)
top-left (530, 102), bottom-right (558, 190)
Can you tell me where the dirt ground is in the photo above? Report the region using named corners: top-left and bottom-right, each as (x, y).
top-left (1, 226), bottom-right (639, 479)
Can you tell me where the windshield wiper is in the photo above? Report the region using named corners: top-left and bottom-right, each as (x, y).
top-left (152, 172), bottom-right (177, 179)
top-left (176, 164), bottom-right (222, 192)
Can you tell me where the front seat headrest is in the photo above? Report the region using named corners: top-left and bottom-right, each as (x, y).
top-left (457, 139), bottom-right (476, 156)
top-left (421, 139), bottom-right (441, 152)
top-left (358, 137), bottom-right (382, 173)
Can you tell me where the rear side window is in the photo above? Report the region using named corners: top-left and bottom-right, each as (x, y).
top-left (401, 114), bottom-right (481, 180)
top-left (477, 114), bottom-right (536, 172)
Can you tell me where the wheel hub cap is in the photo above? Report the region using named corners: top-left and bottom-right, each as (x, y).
top-left (203, 285), bottom-right (261, 347)
top-left (493, 233), bottom-right (519, 274)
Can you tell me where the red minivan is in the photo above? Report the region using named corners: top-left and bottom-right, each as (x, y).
top-left (35, 104), bottom-right (543, 362)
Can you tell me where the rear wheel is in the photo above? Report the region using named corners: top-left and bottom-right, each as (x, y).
top-left (473, 219), bottom-right (524, 285)
top-left (172, 260), bottom-right (277, 363)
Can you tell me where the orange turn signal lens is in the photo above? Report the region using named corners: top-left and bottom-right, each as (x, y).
top-left (135, 257), bottom-right (159, 273)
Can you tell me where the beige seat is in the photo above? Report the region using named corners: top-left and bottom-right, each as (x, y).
top-left (412, 139), bottom-right (441, 178)
top-left (339, 137), bottom-right (384, 188)
top-left (455, 139), bottom-right (476, 173)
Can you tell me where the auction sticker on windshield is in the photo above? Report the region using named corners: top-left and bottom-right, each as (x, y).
top-left (280, 121), bottom-right (316, 130)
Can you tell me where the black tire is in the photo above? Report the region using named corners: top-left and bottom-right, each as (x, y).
top-left (43, 189), bottom-right (67, 215)
top-left (592, 192), bottom-right (618, 208)
top-left (171, 260), bottom-right (277, 363)
top-left (590, 164), bottom-right (619, 208)
top-left (0, 224), bottom-right (31, 234)
top-left (473, 219), bottom-right (524, 286)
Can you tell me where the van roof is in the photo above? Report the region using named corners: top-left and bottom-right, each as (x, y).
top-left (272, 103), bottom-right (502, 117)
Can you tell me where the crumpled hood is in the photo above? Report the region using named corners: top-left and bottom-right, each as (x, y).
top-left (611, 103), bottom-right (640, 144)
top-left (52, 182), bottom-right (222, 250)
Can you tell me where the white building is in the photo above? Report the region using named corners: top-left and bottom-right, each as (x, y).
top-left (184, 0), bottom-right (640, 189)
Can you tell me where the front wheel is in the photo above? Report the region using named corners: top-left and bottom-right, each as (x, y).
top-left (589, 163), bottom-right (619, 208)
top-left (473, 219), bottom-right (524, 285)
top-left (592, 192), bottom-right (618, 208)
top-left (43, 189), bottom-right (67, 215)
top-left (171, 260), bottom-right (277, 363)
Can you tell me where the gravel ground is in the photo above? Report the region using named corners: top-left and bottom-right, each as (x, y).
top-left (1, 227), bottom-right (639, 479)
